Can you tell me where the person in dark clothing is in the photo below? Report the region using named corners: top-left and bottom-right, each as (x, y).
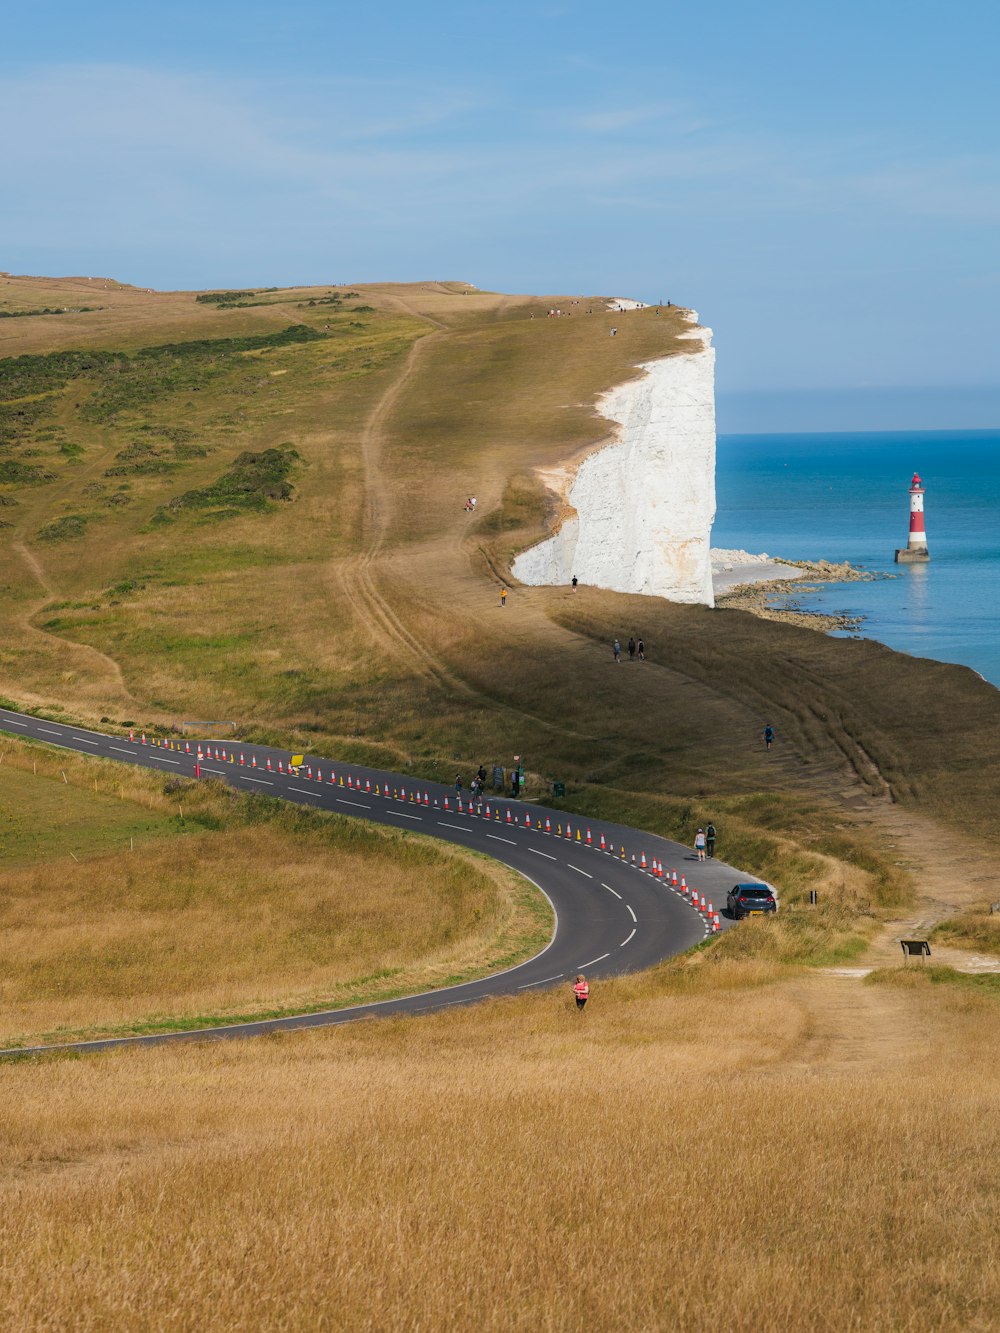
top-left (627, 637), bottom-right (636, 661)
top-left (477, 765), bottom-right (487, 786)
top-left (763, 725), bottom-right (775, 750)
top-left (571, 575), bottom-right (578, 590)
top-left (637, 638), bottom-right (645, 660)
top-left (706, 822), bottom-right (716, 858)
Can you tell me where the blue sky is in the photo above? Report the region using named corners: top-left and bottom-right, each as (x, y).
top-left (3, 0), bottom-right (998, 431)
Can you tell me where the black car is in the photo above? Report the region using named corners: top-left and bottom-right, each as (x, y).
top-left (727, 884), bottom-right (777, 920)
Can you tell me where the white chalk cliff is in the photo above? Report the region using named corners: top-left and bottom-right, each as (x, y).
top-left (512, 312), bottom-right (717, 606)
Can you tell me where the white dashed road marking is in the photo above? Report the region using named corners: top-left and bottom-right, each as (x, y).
top-left (242, 776), bottom-right (273, 785)
top-left (625, 904), bottom-right (637, 922)
top-left (288, 786), bottom-right (321, 797)
top-left (529, 848), bottom-right (556, 860)
top-left (620, 928), bottom-right (636, 947)
top-left (517, 973), bottom-right (564, 990)
top-left (578, 952), bottom-right (610, 968)
top-left (487, 834), bottom-right (516, 845)
top-left (438, 821), bottom-right (470, 832)
top-left (569, 865), bottom-right (592, 879)
top-left (109, 746), bottom-right (137, 756)
top-left (74, 737), bottom-right (99, 745)
top-left (37, 727), bottom-right (62, 736)
top-left (601, 883), bottom-right (622, 899)
top-left (336, 798), bottom-right (370, 809)
top-left (387, 810), bottom-right (423, 821)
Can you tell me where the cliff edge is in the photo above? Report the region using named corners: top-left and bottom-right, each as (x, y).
top-left (512, 312), bottom-right (716, 606)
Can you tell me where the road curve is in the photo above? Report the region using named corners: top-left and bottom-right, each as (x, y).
top-left (0, 707), bottom-right (744, 1058)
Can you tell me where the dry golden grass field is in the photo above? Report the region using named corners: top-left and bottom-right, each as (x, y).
top-left (3, 273), bottom-right (1000, 1328)
top-left (0, 737), bottom-right (549, 1046)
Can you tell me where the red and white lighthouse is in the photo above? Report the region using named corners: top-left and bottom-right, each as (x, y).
top-left (895, 472), bottom-right (930, 563)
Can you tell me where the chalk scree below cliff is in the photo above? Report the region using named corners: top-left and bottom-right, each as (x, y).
top-left (513, 318), bottom-right (716, 606)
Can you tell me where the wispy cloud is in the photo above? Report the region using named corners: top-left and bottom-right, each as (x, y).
top-left (565, 101), bottom-right (701, 134)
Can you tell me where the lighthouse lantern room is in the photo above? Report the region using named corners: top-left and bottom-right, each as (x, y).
top-left (894, 472), bottom-right (930, 563)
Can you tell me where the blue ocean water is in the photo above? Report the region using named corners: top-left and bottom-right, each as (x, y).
top-left (713, 430), bottom-right (1000, 686)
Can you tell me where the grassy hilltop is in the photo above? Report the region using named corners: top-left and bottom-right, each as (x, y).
top-left (3, 274), bottom-right (1000, 1328)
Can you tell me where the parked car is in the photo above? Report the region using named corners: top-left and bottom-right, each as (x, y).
top-left (727, 884), bottom-right (777, 920)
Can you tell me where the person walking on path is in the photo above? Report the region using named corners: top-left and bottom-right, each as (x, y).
top-left (694, 828), bottom-right (707, 862)
top-left (706, 822), bottom-right (716, 858)
top-left (573, 975), bottom-right (589, 1011)
top-left (627, 636), bottom-right (636, 661)
top-left (613, 639), bottom-right (621, 664)
top-left (500, 587), bottom-right (507, 607)
top-left (571, 575), bottom-right (578, 590)
top-left (455, 775), bottom-right (463, 798)
top-left (763, 724), bottom-right (774, 750)
top-left (637, 638), bottom-right (645, 661)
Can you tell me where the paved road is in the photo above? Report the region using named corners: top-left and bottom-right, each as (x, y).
top-left (0, 707), bottom-right (750, 1058)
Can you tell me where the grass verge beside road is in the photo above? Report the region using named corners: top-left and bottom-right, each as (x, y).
top-left (0, 739), bottom-right (551, 1046)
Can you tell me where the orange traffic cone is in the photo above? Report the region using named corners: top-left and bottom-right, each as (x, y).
top-left (366, 779), bottom-right (371, 793)
top-left (545, 817), bottom-right (551, 833)
top-left (640, 852), bottom-right (647, 870)
top-left (599, 833), bottom-right (606, 851)
top-left (586, 828), bottom-right (592, 845)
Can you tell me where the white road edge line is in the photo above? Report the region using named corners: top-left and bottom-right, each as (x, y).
top-left (620, 928), bottom-right (636, 947)
top-left (578, 952), bottom-right (610, 968)
top-left (626, 904), bottom-right (637, 922)
top-left (601, 883), bottom-right (622, 899)
top-left (487, 834), bottom-right (516, 845)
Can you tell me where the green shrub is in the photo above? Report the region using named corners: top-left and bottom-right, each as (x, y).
top-left (38, 514), bottom-right (88, 542)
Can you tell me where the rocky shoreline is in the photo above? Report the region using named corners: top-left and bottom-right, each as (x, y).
top-left (716, 559), bottom-right (881, 633)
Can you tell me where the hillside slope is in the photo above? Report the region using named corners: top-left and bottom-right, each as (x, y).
top-left (2, 275), bottom-right (1000, 871)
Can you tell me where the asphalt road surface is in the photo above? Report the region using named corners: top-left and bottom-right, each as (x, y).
top-left (0, 707), bottom-right (753, 1058)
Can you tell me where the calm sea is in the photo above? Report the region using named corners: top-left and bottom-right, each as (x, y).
top-left (713, 429), bottom-right (1000, 687)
